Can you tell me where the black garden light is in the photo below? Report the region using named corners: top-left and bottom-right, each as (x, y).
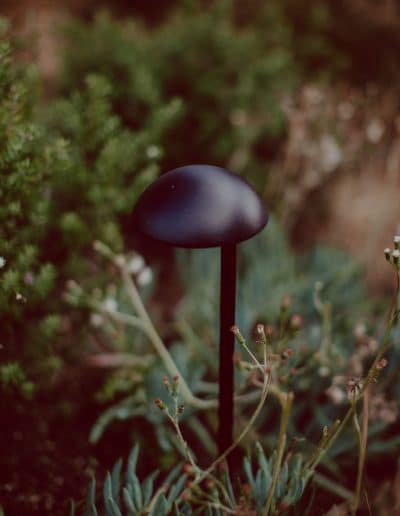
top-left (132, 164), bottom-right (268, 455)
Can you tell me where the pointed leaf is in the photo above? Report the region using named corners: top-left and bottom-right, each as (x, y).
top-left (255, 442), bottom-right (269, 475)
top-left (111, 458), bottom-right (123, 502)
top-left (223, 469), bottom-right (236, 506)
top-left (85, 477), bottom-right (98, 516)
top-left (150, 493), bottom-right (168, 516)
top-left (106, 497), bottom-right (122, 516)
top-left (123, 487), bottom-right (137, 513)
top-left (142, 470), bottom-right (159, 506)
top-left (127, 444), bottom-right (140, 475)
top-left (243, 456), bottom-right (255, 490)
top-left (166, 473), bottom-right (187, 508)
top-left (163, 463), bottom-right (182, 487)
top-left (103, 472), bottom-right (113, 503)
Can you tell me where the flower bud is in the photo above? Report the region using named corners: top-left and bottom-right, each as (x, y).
top-left (154, 398), bottom-right (166, 410)
top-left (290, 314), bottom-right (303, 330)
top-left (281, 295), bottom-right (292, 312)
top-left (230, 325), bottom-right (245, 345)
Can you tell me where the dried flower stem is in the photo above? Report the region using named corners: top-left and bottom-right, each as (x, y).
top-left (303, 273), bottom-right (399, 487)
top-left (352, 385), bottom-right (370, 515)
top-left (94, 241), bottom-right (216, 410)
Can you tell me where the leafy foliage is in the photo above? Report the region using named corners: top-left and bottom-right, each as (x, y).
top-left (0, 29), bottom-right (181, 392)
top-left (59, 3), bottom-right (297, 190)
top-left (74, 443), bottom-right (309, 515)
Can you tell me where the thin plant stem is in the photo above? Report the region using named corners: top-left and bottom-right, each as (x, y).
top-left (352, 386), bottom-right (370, 515)
top-left (93, 241), bottom-right (217, 410)
top-left (303, 277), bottom-right (399, 485)
top-left (179, 371), bottom-right (271, 502)
top-left (166, 408), bottom-right (198, 472)
top-left (263, 392), bottom-right (294, 516)
top-left (96, 306), bottom-right (144, 329)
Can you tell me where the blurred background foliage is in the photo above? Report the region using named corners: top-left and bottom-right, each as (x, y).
top-left (0, 0), bottom-right (400, 513)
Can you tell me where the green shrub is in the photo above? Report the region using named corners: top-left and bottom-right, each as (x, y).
top-left (0, 29), bottom-right (182, 393)
top-left (59, 3), bottom-right (297, 191)
top-left (66, 227), bottom-right (400, 515)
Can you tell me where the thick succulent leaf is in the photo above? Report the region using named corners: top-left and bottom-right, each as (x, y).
top-left (142, 470), bottom-right (159, 506)
top-left (85, 477), bottom-right (98, 516)
top-left (111, 458), bottom-right (123, 503)
top-left (150, 493), bottom-right (168, 516)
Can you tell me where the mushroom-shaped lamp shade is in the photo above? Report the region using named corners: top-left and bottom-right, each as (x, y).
top-left (132, 165), bottom-right (268, 457)
top-left (132, 164), bottom-right (268, 248)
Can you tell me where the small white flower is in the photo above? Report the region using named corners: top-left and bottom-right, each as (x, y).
top-left (326, 385), bottom-right (345, 404)
top-left (136, 266), bottom-right (153, 287)
top-left (102, 297), bottom-right (118, 313)
top-left (90, 313), bottom-right (104, 327)
top-left (114, 255), bottom-right (125, 267)
top-left (127, 255), bottom-right (145, 274)
top-left (337, 101), bottom-right (355, 120)
top-left (392, 249), bottom-right (400, 263)
top-left (353, 322), bottom-right (366, 339)
top-left (230, 109), bottom-right (247, 127)
top-left (146, 145), bottom-right (161, 159)
top-left (0, 257), bottom-right (6, 268)
top-left (318, 366), bottom-right (330, 377)
top-left (394, 235), bottom-right (400, 249)
top-left (320, 134), bottom-right (342, 173)
top-left (366, 118), bottom-right (385, 143)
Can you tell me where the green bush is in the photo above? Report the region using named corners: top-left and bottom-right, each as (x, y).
top-left (0, 29), bottom-right (182, 394)
top-left (66, 225), bottom-right (400, 514)
top-left (59, 3), bottom-right (297, 191)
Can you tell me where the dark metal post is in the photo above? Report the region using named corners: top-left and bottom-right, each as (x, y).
top-left (218, 243), bottom-right (237, 456)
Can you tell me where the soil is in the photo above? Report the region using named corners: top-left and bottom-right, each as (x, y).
top-left (0, 365), bottom-right (111, 515)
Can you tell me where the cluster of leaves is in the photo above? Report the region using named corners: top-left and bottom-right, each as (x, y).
top-left (72, 443), bottom-right (308, 515)
top-left (0, 25), bottom-right (60, 391)
top-left (59, 2), bottom-right (297, 191)
top-left (0, 0), bottom-right (354, 395)
top-left (0, 26), bottom-right (181, 395)
top-left (76, 227), bottom-right (400, 515)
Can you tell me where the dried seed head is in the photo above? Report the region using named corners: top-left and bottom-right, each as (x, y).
top-left (154, 398), bottom-right (166, 410)
top-left (281, 348), bottom-right (294, 360)
top-left (376, 357), bottom-right (388, 370)
top-left (347, 376), bottom-right (363, 402)
top-left (256, 323), bottom-right (265, 335)
top-left (265, 325), bottom-right (275, 338)
top-left (290, 314), bottom-right (303, 330)
top-left (230, 325), bottom-right (245, 344)
top-left (281, 295), bottom-right (292, 309)
top-left (183, 463), bottom-right (194, 475)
